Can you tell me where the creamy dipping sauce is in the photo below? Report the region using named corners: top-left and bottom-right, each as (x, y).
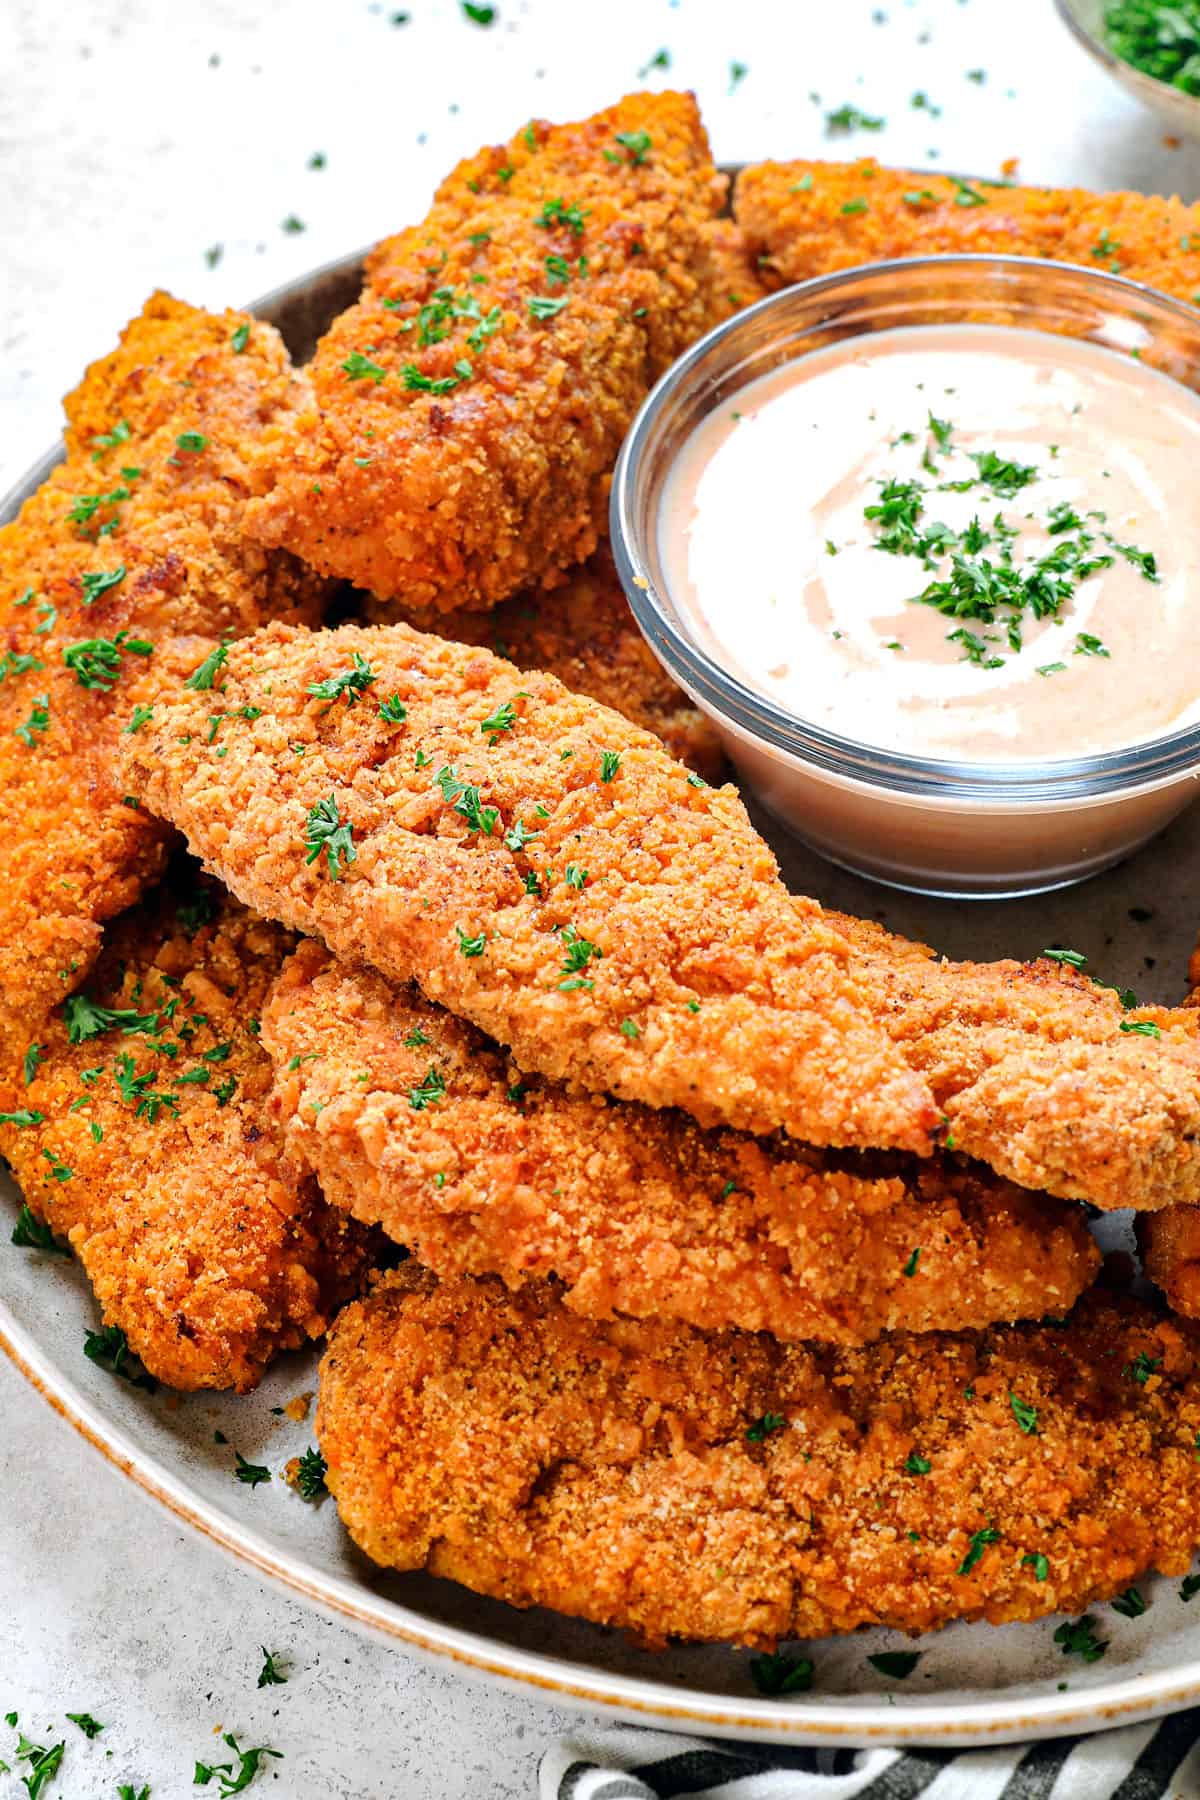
top-left (659, 323), bottom-right (1200, 760)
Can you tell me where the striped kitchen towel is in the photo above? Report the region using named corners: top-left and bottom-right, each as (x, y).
top-left (540, 1714), bottom-right (1200, 1798)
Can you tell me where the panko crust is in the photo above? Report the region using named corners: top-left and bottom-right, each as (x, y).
top-left (0, 874), bottom-right (370, 1391)
top-left (319, 1269), bottom-right (1200, 1649)
top-left (0, 291), bottom-right (327, 1066)
top-left (388, 545), bottom-right (724, 780)
top-left (734, 158), bottom-right (1200, 297)
top-left (244, 92), bottom-right (726, 612)
top-left (119, 620), bottom-right (938, 1153)
top-left (265, 941), bottom-right (1098, 1342)
top-left (829, 912), bottom-right (1200, 1210)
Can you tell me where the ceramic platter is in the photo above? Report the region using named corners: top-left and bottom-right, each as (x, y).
top-left (6, 227), bottom-right (1200, 1751)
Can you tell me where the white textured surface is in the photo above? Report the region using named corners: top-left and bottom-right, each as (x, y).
top-left (5, 1), bottom-right (1200, 1794)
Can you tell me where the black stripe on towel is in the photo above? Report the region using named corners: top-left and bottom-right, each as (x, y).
top-left (1107, 1711), bottom-right (1200, 1800)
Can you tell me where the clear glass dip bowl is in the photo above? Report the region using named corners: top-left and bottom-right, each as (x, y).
top-left (610, 255), bottom-right (1200, 899)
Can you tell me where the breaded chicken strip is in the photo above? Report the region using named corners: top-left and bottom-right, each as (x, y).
top-left (701, 217), bottom-right (773, 321)
top-left (0, 292), bottom-right (325, 1067)
top-left (244, 92), bottom-right (725, 613)
top-left (0, 873), bottom-right (369, 1391)
top-left (120, 621), bottom-right (939, 1153)
top-left (393, 546), bottom-right (724, 780)
top-left (319, 1268), bottom-right (1200, 1649)
top-left (828, 912), bottom-right (1200, 1211)
top-left (734, 158), bottom-right (1200, 297)
top-left (265, 942), bottom-right (1097, 1342)
top-left (1139, 1208), bottom-right (1200, 1317)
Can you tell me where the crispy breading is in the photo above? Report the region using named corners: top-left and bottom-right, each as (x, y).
top-left (0, 292), bottom-right (326, 1067)
top-left (265, 941), bottom-right (1097, 1341)
top-left (700, 216), bottom-right (773, 322)
top-left (734, 158), bottom-right (1200, 296)
top-left (0, 874), bottom-right (369, 1391)
top-left (244, 93), bottom-right (726, 613)
top-left (119, 620), bottom-right (939, 1152)
top-left (828, 911), bottom-right (1200, 1210)
top-left (390, 546), bottom-right (724, 779)
top-left (1139, 1208), bottom-right (1200, 1316)
top-left (319, 1268), bottom-right (1200, 1649)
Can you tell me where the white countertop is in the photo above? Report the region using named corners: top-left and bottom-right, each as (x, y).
top-left (4, 1), bottom-right (1200, 1793)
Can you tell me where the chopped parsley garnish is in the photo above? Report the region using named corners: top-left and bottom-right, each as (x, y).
top-left (341, 350), bottom-right (387, 384)
top-left (231, 323), bottom-right (251, 352)
top-left (184, 643), bottom-right (229, 691)
top-left (461, 1), bottom-right (495, 20)
top-left (904, 1451), bottom-right (931, 1474)
top-left (1181, 1573), bottom-right (1200, 1602)
top-left (12, 1735), bottom-right (64, 1798)
top-left (1126, 1350), bottom-right (1163, 1384)
top-left (1104, 0), bottom-right (1200, 95)
top-left (902, 1247), bottom-right (921, 1277)
top-left (599, 750), bottom-right (621, 782)
top-left (125, 703), bottom-right (154, 734)
top-left (867, 1651), bottom-right (920, 1678)
top-left (113, 1051), bottom-right (178, 1121)
top-left (68, 483), bottom-right (131, 537)
top-left (176, 431), bottom-right (209, 454)
top-left (62, 994), bottom-right (161, 1043)
top-left (1120, 1019), bottom-right (1161, 1037)
top-left (257, 1649), bottom-right (287, 1687)
top-left (825, 103), bottom-right (885, 132)
top-left (294, 1446), bottom-right (328, 1500)
top-left (194, 1733), bottom-right (282, 1794)
top-left (435, 764), bottom-right (499, 836)
top-left (619, 1018), bottom-right (640, 1039)
top-left (1112, 1586), bottom-right (1147, 1617)
top-left (306, 650), bottom-right (377, 707)
top-left (748, 1651), bottom-right (814, 1696)
top-left (378, 692), bottom-right (407, 722)
top-left (408, 1064), bottom-right (448, 1110)
top-left (456, 926), bottom-right (487, 957)
top-left (401, 361), bottom-right (470, 395)
top-left (480, 698), bottom-right (519, 740)
top-left (234, 1452), bottom-right (271, 1488)
top-left (609, 128), bottom-right (653, 164)
top-left (303, 795), bottom-right (356, 879)
top-left (1076, 632), bottom-right (1110, 657)
top-left (1023, 1552), bottom-right (1050, 1581)
top-left (11, 1205), bottom-right (69, 1255)
top-left (79, 564), bottom-right (126, 605)
top-left (745, 1412), bottom-right (785, 1442)
top-left (1054, 1616), bottom-right (1108, 1662)
top-left (84, 1323), bottom-right (158, 1392)
top-left (66, 1713), bottom-right (104, 1738)
top-left (950, 175), bottom-right (988, 207)
top-left (1009, 1392), bottom-right (1039, 1435)
top-left (557, 924), bottom-right (601, 991)
top-left (22, 1044), bottom-right (43, 1084)
top-left (62, 631), bottom-right (153, 691)
top-left (0, 650), bottom-right (42, 683)
top-left (15, 694), bottom-right (50, 747)
top-left (537, 197), bottom-right (588, 237)
top-left (957, 1526), bottom-right (1001, 1576)
top-left (41, 1148), bottom-right (72, 1182)
top-left (90, 418), bottom-right (131, 460)
top-left (0, 1110), bottom-right (43, 1128)
top-left (840, 197), bottom-right (869, 215)
top-left (969, 450), bottom-right (1039, 496)
top-left (528, 294), bottom-right (569, 320)
top-left (564, 863), bottom-right (587, 889)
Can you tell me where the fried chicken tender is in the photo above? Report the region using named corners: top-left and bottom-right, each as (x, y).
top-left (266, 941), bottom-right (1097, 1341)
top-left (244, 93), bottom-right (726, 613)
top-left (319, 1269), bottom-right (1200, 1649)
top-left (395, 546), bottom-right (724, 780)
top-left (1139, 1208), bottom-right (1200, 1317)
top-left (734, 158), bottom-right (1200, 297)
top-left (0, 874), bottom-right (369, 1391)
top-left (700, 217), bottom-right (773, 321)
top-left (120, 620), bottom-right (939, 1153)
top-left (0, 292), bottom-right (325, 1067)
top-left (828, 912), bottom-right (1200, 1211)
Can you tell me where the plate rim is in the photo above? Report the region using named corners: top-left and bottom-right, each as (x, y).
top-left (6, 233), bottom-right (1200, 1751)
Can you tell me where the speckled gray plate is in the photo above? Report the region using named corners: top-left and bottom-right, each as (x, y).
top-left (6, 242), bottom-right (1200, 1750)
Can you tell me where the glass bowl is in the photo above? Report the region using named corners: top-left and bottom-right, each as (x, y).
top-left (610, 255), bottom-right (1200, 899)
top-left (1055, 0), bottom-right (1200, 141)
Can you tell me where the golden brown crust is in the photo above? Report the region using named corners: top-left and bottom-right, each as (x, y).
top-left (119, 619), bottom-right (939, 1153)
top-left (0, 875), bottom-right (369, 1391)
top-left (265, 941), bottom-right (1098, 1342)
top-left (0, 292), bottom-right (327, 1066)
top-left (828, 911), bottom-right (1200, 1210)
top-left (319, 1270), bottom-right (1200, 1649)
top-left (387, 546), bottom-right (724, 780)
top-left (244, 92), bottom-right (725, 612)
top-left (734, 159), bottom-right (1200, 297)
